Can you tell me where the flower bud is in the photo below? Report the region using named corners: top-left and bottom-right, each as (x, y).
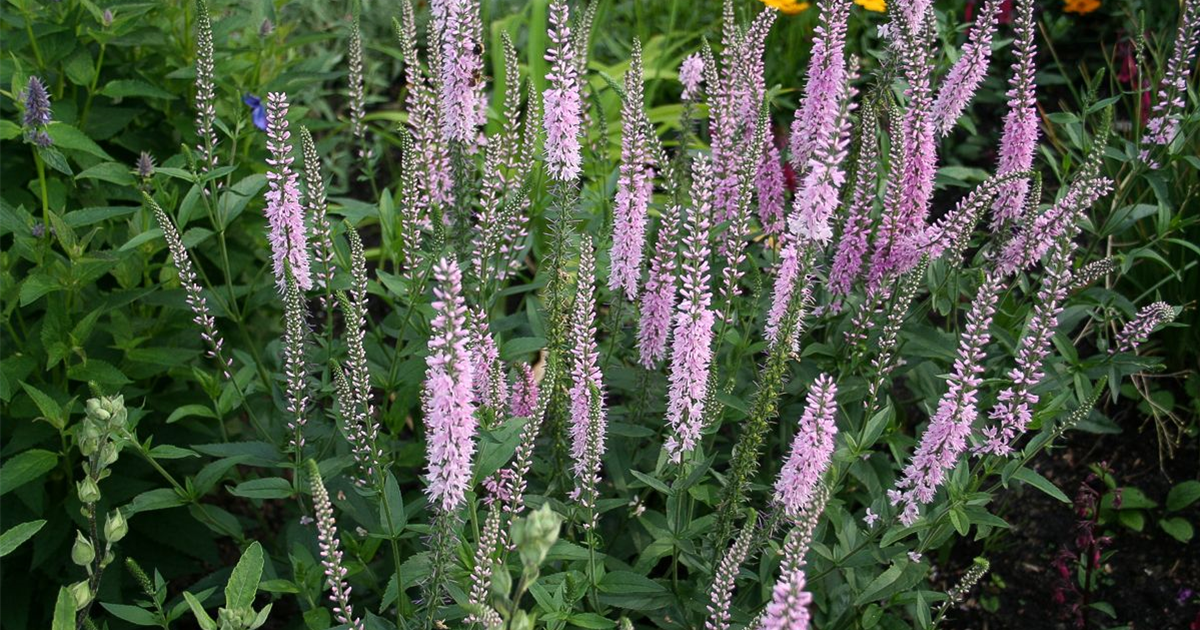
top-left (77, 477), bottom-right (101, 504)
top-left (104, 509), bottom-right (128, 542)
top-left (71, 531), bottom-right (95, 566)
top-left (490, 560), bottom-right (512, 598)
top-left (513, 503), bottom-right (562, 571)
top-left (509, 610), bottom-right (533, 630)
top-left (69, 580), bottom-right (93, 610)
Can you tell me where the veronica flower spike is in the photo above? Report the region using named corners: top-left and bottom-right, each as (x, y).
top-left (542, 0), bottom-right (583, 182)
top-left (263, 92), bottom-right (313, 293)
top-left (567, 235), bottom-right (607, 516)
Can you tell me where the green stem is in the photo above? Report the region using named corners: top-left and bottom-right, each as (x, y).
top-left (34, 150), bottom-right (49, 229)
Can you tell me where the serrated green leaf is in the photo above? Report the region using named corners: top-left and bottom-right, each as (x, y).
top-left (225, 541), bottom-right (264, 609)
top-left (46, 122), bottom-right (112, 159)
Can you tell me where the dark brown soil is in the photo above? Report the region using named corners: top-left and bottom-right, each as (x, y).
top-left (944, 424), bottom-right (1200, 630)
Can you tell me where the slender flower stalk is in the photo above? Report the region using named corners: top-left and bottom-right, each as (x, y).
top-left (307, 462), bottom-right (364, 630)
top-left (706, 516), bottom-right (758, 630)
top-left (774, 375), bottom-right (838, 519)
top-left (337, 230), bottom-right (382, 483)
top-left (347, 16), bottom-right (367, 148)
top-left (194, 0), bottom-right (218, 174)
top-left (829, 104), bottom-right (880, 296)
top-left (764, 239), bottom-right (813, 350)
top-left (890, 268), bottom-right (1005, 525)
top-left (789, 0), bottom-right (852, 172)
top-left (510, 363), bottom-right (540, 418)
top-left (299, 127), bottom-right (336, 291)
top-left (610, 40), bottom-right (656, 299)
top-left (915, 170), bottom-right (1030, 265)
top-left (543, 0), bottom-right (583, 182)
top-left (1141, 0), bottom-right (1200, 166)
top-left (397, 131), bottom-right (427, 273)
top-left (1069, 257), bottom-right (1115, 293)
top-left (757, 133), bottom-right (787, 238)
top-left (758, 487), bottom-right (829, 630)
top-left (977, 240), bottom-right (1073, 457)
top-left (1113, 301), bottom-right (1176, 354)
top-left (149, 197), bottom-right (232, 378)
top-left (637, 205), bottom-right (682, 368)
top-left (397, 1), bottom-right (455, 211)
top-left (282, 272), bottom-right (310, 455)
top-left (665, 158), bottom-right (715, 463)
top-left (433, 0), bottom-right (486, 145)
top-left (869, 4), bottom-right (938, 284)
top-left (423, 257), bottom-right (477, 514)
top-left (991, 0), bottom-right (1039, 225)
top-left (264, 93), bottom-right (313, 293)
top-left (567, 236), bottom-right (606, 513)
top-left (932, 0), bottom-right (1003, 136)
top-left (469, 306), bottom-right (509, 415)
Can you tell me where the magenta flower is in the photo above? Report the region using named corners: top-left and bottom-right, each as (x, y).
top-left (829, 107), bottom-right (880, 296)
top-left (568, 236), bottom-right (606, 512)
top-left (433, 0), bottom-right (486, 146)
top-left (760, 566), bottom-right (812, 630)
top-left (1114, 301), bottom-right (1176, 354)
top-left (774, 375), bottom-right (838, 519)
top-left (991, 0), bottom-right (1040, 226)
top-left (890, 269), bottom-right (1004, 525)
top-left (637, 205), bottom-right (682, 368)
top-left (543, 0), bottom-right (583, 182)
top-left (1141, 0), bottom-right (1200, 166)
top-left (422, 257), bottom-right (477, 513)
top-left (932, 0), bottom-right (1003, 136)
top-left (469, 306), bottom-right (508, 413)
top-left (610, 41), bottom-right (656, 299)
top-left (509, 363), bottom-right (540, 418)
top-left (680, 53), bottom-right (706, 100)
top-left (789, 0), bottom-right (852, 172)
top-left (665, 156), bottom-right (715, 463)
top-left (264, 92), bottom-right (313, 293)
top-left (998, 166), bottom-right (1112, 275)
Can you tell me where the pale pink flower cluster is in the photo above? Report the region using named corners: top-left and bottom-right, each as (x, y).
top-left (568, 236), bottom-right (606, 509)
top-left (509, 363), bottom-right (540, 418)
top-left (932, 0), bottom-right (1003, 136)
top-left (774, 375), bottom-right (838, 519)
top-left (992, 0), bottom-right (1040, 226)
top-left (1141, 0), bottom-right (1200, 166)
top-left (679, 53), bottom-right (706, 101)
top-left (1114, 301), bottom-right (1176, 354)
top-left (422, 258), bottom-right (477, 513)
top-left (609, 41), bottom-right (656, 299)
top-left (433, 0), bottom-right (487, 145)
top-left (543, 0), bottom-right (583, 182)
top-left (638, 205), bottom-right (682, 368)
top-left (264, 92), bottom-right (313, 293)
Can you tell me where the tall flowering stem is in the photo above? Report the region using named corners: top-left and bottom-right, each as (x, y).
top-left (510, 363), bottom-right (540, 418)
top-left (307, 461), bottom-right (364, 630)
top-left (978, 240), bottom-right (1073, 457)
top-left (336, 229), bottom-right (383, 484)
top-left (789, 0), bottom-right (852, 172)
top-left (568, 236), bottom-right (606, 521)
top-left (759, 489), bottom-right (828, 630)
top-left (705, 515), bottom-right (757, 630)
top-left (932, 0), bottom-right (1003, 136)
top-left (148, 196), bottom-right (232, 379)
top-left (347, 15), bottom-right (368, 161)
top-left (609, 39), bottom-right (656, 299)
top-left (890, 268), bottom-right (1005, 525)
top-left (991, 0), bottom-right (1040, 226)
top-left (194, 0), bottom-right (218, 176)
top-left (829, 103), bottom-right (881, 296)
top-left (397, 1), bottom-right (454, 212)
top-left (774, 375), bottom-right (838, 519)
top-left (1114, 301), bottom-right (1176, 354)
top-left (665, 159), bottom-right (715, 463)
top-left (637, 204), bottom-right (682, 368)
top-left (756, 133), bottom-right (787, 238)
top-left (469, 306), bottom-right (509, 420)
top-left (264, 93), bottom-right (313, 293)
top-left (1141, 0), bottom-right (1200, 167)
top-left (433, 0), bottom-right (486, 145)
top-left (543, 0), bottom-right (583, 182)
top-left (299, 127), bottom-right (337, 294)
top-left (282, 272), bottom-right (310, 459)
top-left (869, 4), bottom-right (938, 284)
top-left (21, 76), bottom-right (52, 147)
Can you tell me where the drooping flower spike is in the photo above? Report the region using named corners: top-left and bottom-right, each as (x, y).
top-left (1141, 0), bottom-right (1200, 167)
top-left (1113, 301), bottom-right (1176, 354)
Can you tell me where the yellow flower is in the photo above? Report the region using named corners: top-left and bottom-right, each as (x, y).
top-left (854, 0), bottom-right (886, 12)
top-left (759, 0), bottom-right (811, 14)
top-left (1063, 0), bottom-right (1100, 14)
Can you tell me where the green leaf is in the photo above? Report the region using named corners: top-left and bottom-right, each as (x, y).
top-left (0, 449), bottom-right (58, 496)
top-left (0, 120), bottom-right (21, 140)
top-left (1159, 517), bottom-right (1194, 543)
top-left (67, 359), bottom-right (131, 386)
top-left (381, 472), bottom-right (407, 537)
top-left (500, 337), bottom-right (547, 360)
top-left (52, 587), bottom-right (75, 630)
top-left (229, 478), bottom-right (293, 500)
top-left (120, 228), bottom-right (165, 251)
top-left (0, 520), bottom-right (47, 557)
top-left (1117, 509), bottom-right (1144, 532)
top-left (629, 470), bottom-right (672, 496)
top-left (225, 541), bottom-right (264, 609)
top-left (1167, 480), bottom-right (1200, 512)
top-left (100, 79), bottom-right (175, 100)
top-left (47, 122), bottom-right (112, 159)
top-left (854, 561), bottom-right (928, 605)
top-left (126, 487), bottom-right (186, 514)
top-left (20, 382), bottom-right (65, 428)
top-left (76, 162), bottom-right (136, 186)
top-left (100, 603), bottom-right (160, 626)
top-left (949, 507), bottom-right (969, 536)
top-left (1012, 468), bottom-right (1070, 503)
top-left (183, 591), bottom-right (216, 630)
top-left (597, 571), bottom-right (669, 610)
top-left (567, 613), bottom-right (616, 629)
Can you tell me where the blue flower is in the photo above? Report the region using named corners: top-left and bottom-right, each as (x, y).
top-left (243, 94), bottom-right (267, 131)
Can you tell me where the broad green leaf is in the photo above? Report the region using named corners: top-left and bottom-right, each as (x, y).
top-left (0, 449), bottom-right (58, 496)
top-left (229, 478), bottom-right (293, 500)
top-left (183, 591), bottom-right (216, 630)
top-left (629, 470), bottom-right (671, 496)
top-left (47, 122), bottom-right (112, 159)
top-left (381, 472), bottom-right (407, 537)
top-left (76, 162), bottom-right (135, 186)
top-left (166, 404), bottom-right (218, 424)
top-left (52, 587), bottom-right (75, 630)
top-left (1159, 517), bottom-right (1194, 543)
top-left (19, 382), bottom-right (65, 428)
top-left (100, 79), bottom-right (175, 100)
top-left (1167, 481), bottom-right (1200, 512)
top-left (0, 519), bottom-right (47, 557)
top-left (100, 603), bottom-right (159, 626)
top-left (126, 488), bottom-right (187, 514)
top-left (225, 541), bottom-right (264, 609)
top-left (1012, 468), bottom-right (1070, 503)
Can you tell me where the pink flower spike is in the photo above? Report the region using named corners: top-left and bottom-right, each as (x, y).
top-left (774, 375), bottom-right (839, 519)
top-left (264, 92), bottom-right (313, 293)
top-left (542, 0), bottom-right (583, 182)
top-left (991, 0), bottom-right (1040, 226)
top-left (433, 0), bottom-right (487, 146)
top-left (422, 257), bottom-right (477, 513)
top-left (567, 236), bottom-right (607, 519)
top-left (637, 205), bottom-right (682, 368)
top-left (932, 0), bottom-right (1004, 136)
top-left (510, 363), bottom-right (540, 418)
top-left (609, 40), bottom-right (656, 300)
top-left (680, 53), bottom-right (706, 101)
